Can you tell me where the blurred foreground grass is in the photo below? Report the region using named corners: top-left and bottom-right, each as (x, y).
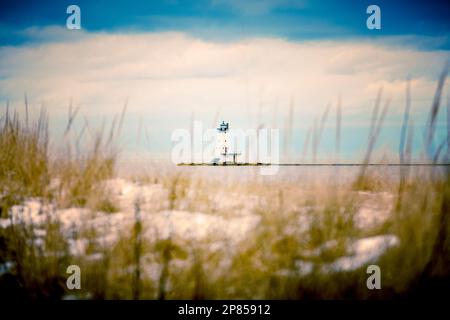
top-left (0, 70), bottom-right (449, 300)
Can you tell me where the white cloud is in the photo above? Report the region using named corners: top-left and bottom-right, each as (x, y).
top-left (0, 28), bottom-right (449, 131)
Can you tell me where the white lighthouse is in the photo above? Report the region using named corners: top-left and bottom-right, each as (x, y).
top-left (215, 121), bottom-right (229, 164)
top-left (212, 121), bottom-right (240, 165)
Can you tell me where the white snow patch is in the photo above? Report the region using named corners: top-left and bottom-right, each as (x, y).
top-left (295, 260), bottom-right (314, 276)
top-left (0, 219), bottom-right (11, 228)
top-left (144, 210), bottom-right (260, 244)
top-left (324, 235), bottom-right (399, 272)
top-left (354, 207), bottom-right (391, 230)
top-left (0, 261), bottom-right (14, 275)
top-left (354, 191), bottom-right (394, 230)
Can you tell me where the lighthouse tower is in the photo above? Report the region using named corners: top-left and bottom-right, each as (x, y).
top-left (212, 121), bottom-right (241, 165)
top-left (216, 121), bottom-right (229, 163)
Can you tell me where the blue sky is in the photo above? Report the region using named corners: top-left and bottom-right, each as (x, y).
top-left (1, 1), bottom-right (450, 163)
top-left (1, 0), bottom-right (450, 47)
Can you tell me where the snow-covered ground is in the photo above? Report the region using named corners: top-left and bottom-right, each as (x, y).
top-left (323, 235), bottom-right (399, 272)
top-left (0, 178), bottom-right (399, 274)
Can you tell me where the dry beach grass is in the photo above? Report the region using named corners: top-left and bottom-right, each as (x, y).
top-left (0, 69), bottom-right (449, 300)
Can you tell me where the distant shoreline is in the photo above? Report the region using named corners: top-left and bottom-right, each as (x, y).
top-left (177, 163), bottom-right (450, 166)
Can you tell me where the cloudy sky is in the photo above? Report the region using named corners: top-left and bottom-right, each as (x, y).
top-left (1, 0), bottom-right (449, 161)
